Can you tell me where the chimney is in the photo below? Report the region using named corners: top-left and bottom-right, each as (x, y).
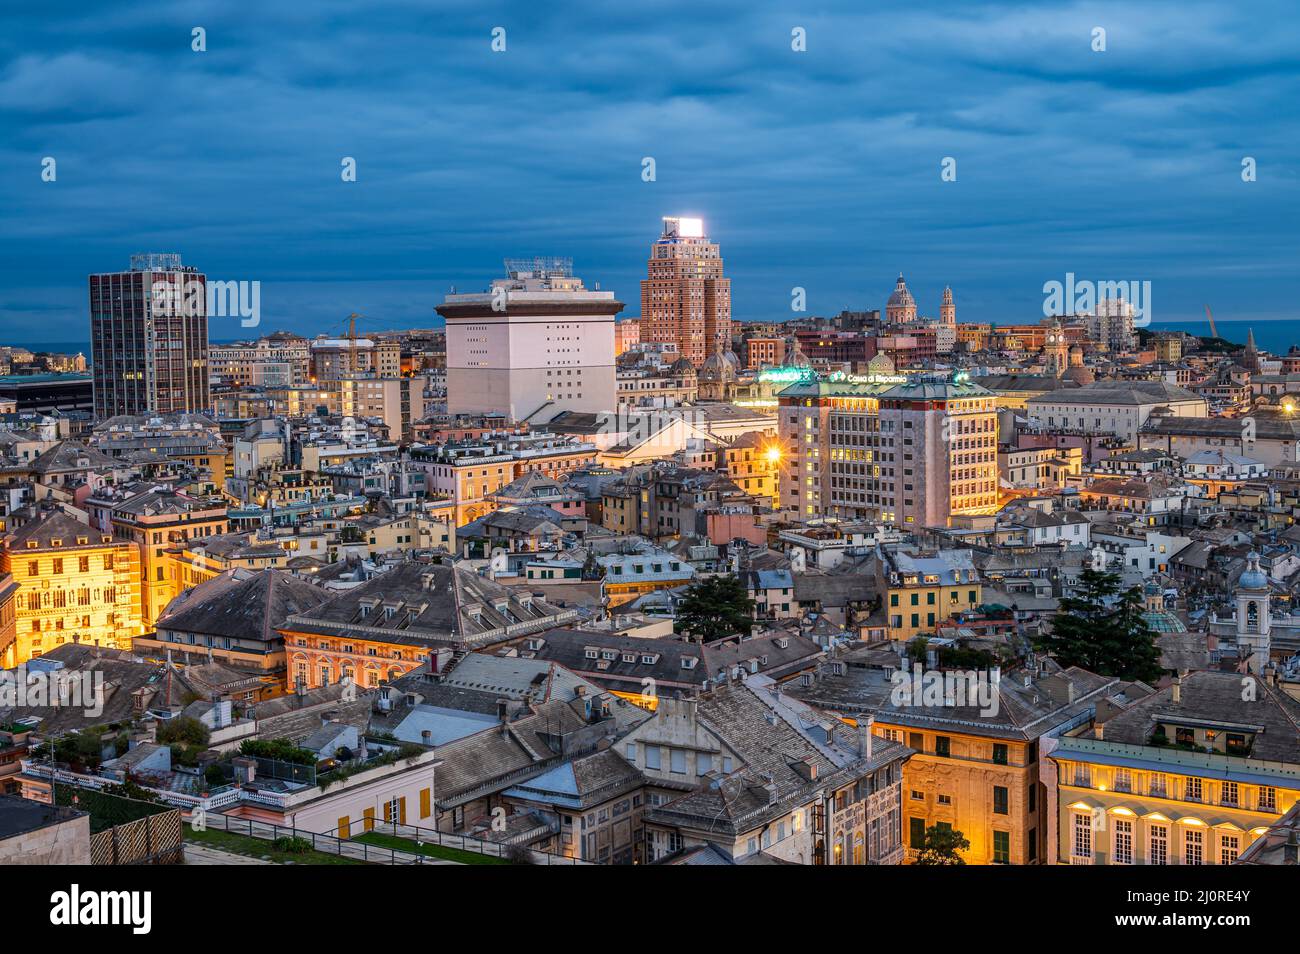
top-left (1172, 679), bottom-right (1182, 704)
top-left (1067, 682), bottom-right (1075, 704)
top-left (1094, 722), bottom-right (1105, 740)
top-left (857, 715), bottom-right (874, 761)
top-left (421, 729), bottom-right (432, 746)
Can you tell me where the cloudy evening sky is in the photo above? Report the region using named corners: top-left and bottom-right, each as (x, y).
top-left (1, 0), bottom-right (1298, 345)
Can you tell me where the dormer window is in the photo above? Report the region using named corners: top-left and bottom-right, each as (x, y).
top-left (584, 647), bottom-right (599, 660)
top-left (641, 654), bottom-right (657, 664)
top-left (622, 653), bottom-right (636, 663)
top-left (681, 656), bottom-right (698, 670)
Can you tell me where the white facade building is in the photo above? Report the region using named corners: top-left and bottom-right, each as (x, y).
top-left (438, 258), bottom-right (620, 424)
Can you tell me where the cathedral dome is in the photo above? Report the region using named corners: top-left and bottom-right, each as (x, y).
top-left (887, 274), bottom-right (915, 309)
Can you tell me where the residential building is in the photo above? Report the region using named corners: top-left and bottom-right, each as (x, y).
top-left (0, 510), bottom-right (143, 664)
top-left (1049, 671), bottom-right (1300, 865)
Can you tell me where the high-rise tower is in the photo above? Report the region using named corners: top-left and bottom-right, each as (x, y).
top-left (640, 217), bottom-right (731, 366)
top-left (90, 253), bottom-right (210, 419)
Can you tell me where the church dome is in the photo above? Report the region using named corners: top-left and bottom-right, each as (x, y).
top-left (1238, 552), bottom-right (1268, 591)
top-left (699, 350), bottom-right (738, 382)
top-left (785, 337), bottom-right (811, 368)
top-left (887, 274), bottom-right (915, 309)
top-left (669, 356), bottom-right (696, 375)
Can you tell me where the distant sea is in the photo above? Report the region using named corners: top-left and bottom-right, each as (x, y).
top-left (1146, 320), bottom-right (1298, 355)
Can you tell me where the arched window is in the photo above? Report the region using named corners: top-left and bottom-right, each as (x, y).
top-left (1246, 600), bottom-right (1259, 632)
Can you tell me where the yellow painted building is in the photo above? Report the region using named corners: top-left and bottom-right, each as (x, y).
top-left (876, 718), bottom-right (1042, 865)
top-left (718, 431), bottom-right (780, 507)
top-left (88, 486), bottom-right (229, 628)
top-left (1049, 671), bottom-right (1300, 865)
top-left (883, 551), bottom-right (982, 641)
top-left (0, 510), bottom-right (143, 664)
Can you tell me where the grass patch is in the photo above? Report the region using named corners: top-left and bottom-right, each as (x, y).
top-left (185, 825), bottom-right (368, 865)
top-left (352, 830), bottom-right (510, 865)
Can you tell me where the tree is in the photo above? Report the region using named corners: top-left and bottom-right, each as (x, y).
top-left (906, 636), bottom-right (929, 663)
top-left (674, 576), bottom-right (755, 643)
top-left (915, 825), bottom-right (970, 865)
top-left (1038, 568), bottom-right (1162, 682)
top-left (157, 716), bottom-right (209, 748)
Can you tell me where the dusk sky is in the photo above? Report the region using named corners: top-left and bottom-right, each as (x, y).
top-left (2, 0), bottom-right (1298, 346)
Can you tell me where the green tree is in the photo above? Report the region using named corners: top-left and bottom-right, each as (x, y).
top-left (915, 825), bottom-right (970, 865)
top-left (1038, 568), bottom-right (1162, 682)
top-left (157, 716), bottom-right (210, 748)
top-left (674, 576), bottom-right (755, 643)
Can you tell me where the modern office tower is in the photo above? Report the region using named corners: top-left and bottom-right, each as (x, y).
top-left (437, 257), bottom-right (621, 423)
top-left (877, 376), bottom-right (999, 527)
top-left (89, 253), bottom-right (210, 419)
top-left (778, 373), bottom-right (998, 527)
top-left (640, 216), bottom-right (731, 366)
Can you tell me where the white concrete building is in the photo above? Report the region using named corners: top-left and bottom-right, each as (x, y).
top-left (438, 258), bottom-right (620, 424)
top-left (1027, 380), bottom-right (1206, 444)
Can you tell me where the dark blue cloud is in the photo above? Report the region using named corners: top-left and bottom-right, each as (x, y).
top-left (0, 0), bottom-right (1297, 346)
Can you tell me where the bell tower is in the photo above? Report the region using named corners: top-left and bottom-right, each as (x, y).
top-left (1235, 551), bottom-right (1271, 674)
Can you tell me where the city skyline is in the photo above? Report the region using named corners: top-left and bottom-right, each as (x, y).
top-left (3, 2), bottom-right (1300, 343)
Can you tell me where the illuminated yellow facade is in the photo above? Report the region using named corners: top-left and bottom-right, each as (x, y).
top-left (873, 720), bottom-right (1042, 864)
top-left (1051, 742), bottom-right (1298, 865)
top-left (0, 512), bottom-right (143, 664)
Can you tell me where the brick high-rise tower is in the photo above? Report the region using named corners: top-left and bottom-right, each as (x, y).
top-left (640, 217), bottom-right (731, 366)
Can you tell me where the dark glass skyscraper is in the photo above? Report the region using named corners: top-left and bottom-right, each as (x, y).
top-left (90, 253), bottom-right (210, 419)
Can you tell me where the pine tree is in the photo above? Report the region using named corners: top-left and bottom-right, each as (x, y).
top-left (674, 576), bottom-right (755, 643)
top-left (1040, 568), bottom-right (1162, 682)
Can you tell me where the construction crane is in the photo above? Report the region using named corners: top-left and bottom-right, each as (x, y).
top-left (1204, 305), bottom-right (1218, 339)
top-left (347, 312), bottom-right (362, 373)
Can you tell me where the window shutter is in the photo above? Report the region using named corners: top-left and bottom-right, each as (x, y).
top-left (420, 788), bottom-right (431, 819)
top-left (399, 796), bottom-right (407, 825)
